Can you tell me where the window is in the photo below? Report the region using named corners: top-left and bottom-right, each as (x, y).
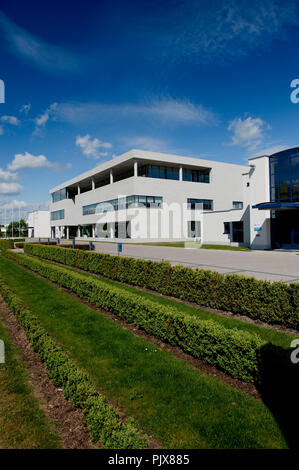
top-left (187, 198), bottom-right (213, 211)
top-left (232, 221), bottom-right (244, 243)
top-left (52, 188), bottom-right (66, 203)
top-left (83, 195), bottom-right (163, 215)
top-left (233, 201), bottom-right (243, 209)
top-left (223, 222), bottom-right (230, 234)
top-left (138, 165), bottom-right (179, 181)
top-left (50, 209), bottom-right (65, 221)
top-left (183, 168), bottom-right (210, 183)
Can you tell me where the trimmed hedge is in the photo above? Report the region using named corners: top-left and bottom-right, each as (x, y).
top-left (23, 243), bottom-right (299, 330)
top-left (16, 252), bottom-right (265, 382)
top-left (0, 276), bottom-right (147, 449)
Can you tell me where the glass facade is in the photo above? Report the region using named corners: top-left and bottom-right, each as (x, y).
top-left (50, 209), bottom-right (65, 221)
top-left (187, 198), bottom-right (213, 211)
top-left (270, 147), bottom-right (299, 202)
top-left (52, 188), bottom-right (66, 203)
top-left (83, 195), bottom-right (163, 215)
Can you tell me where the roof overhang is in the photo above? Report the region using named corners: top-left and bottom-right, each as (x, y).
top-left (252, 202), bottom-right (299, 210)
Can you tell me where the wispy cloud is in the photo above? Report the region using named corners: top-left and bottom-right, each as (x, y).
top-left (0, 11), bottom-right (78, 73)
top-left (76, 134), bottom-right (112, 160)
top-left (227, 116), bottom-right (271, 150)
top-left (1, 115), bottom-right (20, 125)
top-left (19, 104), bottom-right (31, 115)
top-left (152, 0), bottom-right (299, 63)
top-left (33, 103), bottom-right (57, 135)
top-left (8, 152), bottom-right (62, 171)
top-left (53, 98), bottom-right (217, 126)
top-left (120, 135), bottom-right (170, 152)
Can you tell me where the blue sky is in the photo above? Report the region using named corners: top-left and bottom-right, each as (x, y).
top-left (0, 0), bottom-right (299, 218)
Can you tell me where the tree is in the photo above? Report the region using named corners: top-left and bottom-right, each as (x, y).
top-left (6, 219), bottom-right (28, 238)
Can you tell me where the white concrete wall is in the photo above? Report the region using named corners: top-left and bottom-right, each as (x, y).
top-left (28, 211), bottom-right (51, 238)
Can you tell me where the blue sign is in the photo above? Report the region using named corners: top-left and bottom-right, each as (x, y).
top-left (117, 242), bottom-right (123, 253)
top-left (254, 226), bottom-right (262, 232)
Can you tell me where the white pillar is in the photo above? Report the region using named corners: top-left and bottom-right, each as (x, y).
top-left (134, 160), bottom-right (138, 177)
top-left (66, 226), bottom-right (69, 239)
top-left (91, 178), bottom-right (95, 190)
top-left (110, 169), bottom-right (113, 184)
top-left (77, 184), bottom-right (81, 194)
top-left (92, 224), bottom-right (95, 238)
top-left (179, 166), bottom-right (183, 181)
top-left (77, 225), bottom-right (80, 237)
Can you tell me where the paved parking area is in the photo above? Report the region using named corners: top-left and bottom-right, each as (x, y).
top-left (93, 243), bottom-right (299, 283)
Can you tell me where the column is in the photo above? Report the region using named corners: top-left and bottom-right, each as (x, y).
top-left (134, 160), bottom-right (138, 177)
top-left (110, 169), bottom-right (113, 184)
top-left (77, 225), bottom-right (81, 237)
top-left (77, 184), bottom-right (81, 194)
top-left (179, 166), bottom-right (183, 181)
top-left (92, 224), bottom-right (95, 238)
top-left (91, 177), bottom-right (95, 190)
top-left (66, 226), bottom-right (69, 239)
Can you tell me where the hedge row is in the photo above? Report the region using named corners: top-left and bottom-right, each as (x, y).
top-left (16, 252), bottom-right (265, 382)
top-left (0, 239), bottom-right (14, 249)
top-left (0, 276), bottom-right (147, 449)
top-left (23, 243), bottom-right (299, 330)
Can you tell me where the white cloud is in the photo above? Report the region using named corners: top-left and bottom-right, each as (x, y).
top-left (1, 115), bottom-right (20, 125)
top-left (19, 103), bottom-right (31, 114)
top-left (53, 98), bottom-right (216, 126)
top-left (0, 11), bottom-right (78, 73)
top-left (0, 182), bottom-right (23, 195)
top-left (227, 116), bottom-right (270, 150)
top-left (0, 168), bottom-right (18, 182)
top-left (76, 134), bottom-right (112, 160)
top-left (8, 152), bottom-right (60, 171)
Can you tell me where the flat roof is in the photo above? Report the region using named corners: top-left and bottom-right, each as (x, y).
top-left (50, 148), bottom-right (250, 193)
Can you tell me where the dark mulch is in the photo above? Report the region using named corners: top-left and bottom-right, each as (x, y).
top-left (0, 296), bottom-right (100, 450)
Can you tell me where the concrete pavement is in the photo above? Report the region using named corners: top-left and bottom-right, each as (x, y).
top-left (93, 243), bottom-right (299, 283)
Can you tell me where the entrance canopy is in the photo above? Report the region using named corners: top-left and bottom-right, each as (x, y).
top-left (252, 202), bottom-right (299, 210)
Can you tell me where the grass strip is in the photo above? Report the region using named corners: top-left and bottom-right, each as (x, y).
top-left (16, 252), bottom-right (265, 382)
top-left (0, 311), bottom-right (60, 448)
top-left (0, 275), bottom-right (147, 449)
top-left (0, 256), bottom-right (288, 449)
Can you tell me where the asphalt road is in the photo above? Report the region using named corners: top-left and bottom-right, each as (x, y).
top-left (93, 243), bottom-right (299, 283)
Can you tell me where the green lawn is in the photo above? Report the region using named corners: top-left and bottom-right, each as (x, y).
top-left (0, 313), bottom-right (60, 449)
top-left (0, 256), bottom-right (288, 449)
top-left (92, 241), bottom-right (251, 251)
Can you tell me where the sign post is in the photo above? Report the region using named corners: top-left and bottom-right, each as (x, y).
top-left (117, 242), bottom-right (123, 256)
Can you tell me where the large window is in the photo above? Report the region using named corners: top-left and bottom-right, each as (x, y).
top-left (183, 168), bottom-right (210, 183)
top-left (138, 165), bottom-right (179, 180)
top-left (270, 148), bottom-right (299, 202)
top-left (51, 188), bottom-right (66, 203)
top-left (50, 209), bottom-right (65, 221)
top-left (83, 195), bottom-right (163, 215)
top-left (187, 198), bottom-right (213, 210)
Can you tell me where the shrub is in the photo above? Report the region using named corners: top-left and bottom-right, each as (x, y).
top-left (0, 276), bottom-right (147, 449)
top-left (23, 243), bottom-right (299, 329)
top-left (17, 253), bottom-right (265, 382)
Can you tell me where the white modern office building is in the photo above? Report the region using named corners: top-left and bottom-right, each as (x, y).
top-left (27, 210), bottom-right (51, 238)
top-left (49, 148), bottom-right (299, 250)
